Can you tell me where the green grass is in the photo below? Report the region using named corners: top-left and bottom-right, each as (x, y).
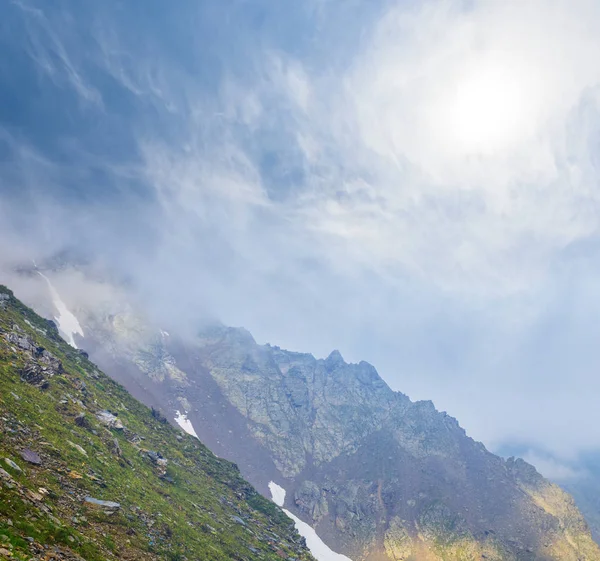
top-left (0, 285), bottom-right (312, 561)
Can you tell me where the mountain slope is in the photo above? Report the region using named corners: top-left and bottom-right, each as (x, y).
top-left (0, 286), bottom-right (314, 561)
top-left (65, 297), bottom-right (600, 561)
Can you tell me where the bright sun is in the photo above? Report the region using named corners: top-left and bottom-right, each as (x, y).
top-left (434, 59), bottom-right (532, 157)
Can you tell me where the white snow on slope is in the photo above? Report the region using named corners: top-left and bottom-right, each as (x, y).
top-left (269, 481), bottom-right (287, 507)
top-left (269, 482), bottom-right (353, 561)
top-left (174, 410), bottom-right (199, 438)
top-left (37, 272), bottom-right (84, 348)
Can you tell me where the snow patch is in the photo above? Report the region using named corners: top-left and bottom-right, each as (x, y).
top-left (174, 410), bottom-right (199, 439)
top-left (268, 481), bottom-right (286, 507)
top-left (160, 329), bottom-right (170, 337)
top-left (37, 272), bottom-right (84, 348)
top-left (269, 481), bottom-right (353, 561)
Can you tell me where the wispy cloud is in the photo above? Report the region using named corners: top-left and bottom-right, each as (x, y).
top-left (522, 451), bottom-right (586, 481)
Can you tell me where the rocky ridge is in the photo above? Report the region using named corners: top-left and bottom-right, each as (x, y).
top-left (186, 326), bottom-right (600, 560)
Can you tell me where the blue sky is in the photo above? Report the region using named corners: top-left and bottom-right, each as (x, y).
top-left (2, 0), bottom-right (600, 481)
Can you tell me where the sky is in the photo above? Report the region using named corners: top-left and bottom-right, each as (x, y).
top-left (1, 0), bottom-right (600, 482)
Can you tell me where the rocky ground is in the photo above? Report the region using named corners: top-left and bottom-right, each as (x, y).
top-left (0, 286), bottom-right (315, 561)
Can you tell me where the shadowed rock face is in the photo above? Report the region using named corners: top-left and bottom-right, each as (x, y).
top-left (70, 311), bottom-right (600, 561)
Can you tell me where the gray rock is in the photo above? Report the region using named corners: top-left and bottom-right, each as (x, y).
top-left (0, 468), bottom-right (13, 481)
top-left (84, 497), bottom-right (121, 512)
top-left (96, 410), bottom-right (124, 430)
top-left (3, 458), bottom-right (22, 474)
top-left (20, 449), bottom-right (42, 466)
top-left (67, 441), bottom-right (87, 456)
top-left (74, 412), bottom-right (90, 428)
top-left (146, 450), bottom-right (166, 465)
top-left (111, 438), bottom-right (122, 457)
top-left (294, 481), bottom-right (328, 522)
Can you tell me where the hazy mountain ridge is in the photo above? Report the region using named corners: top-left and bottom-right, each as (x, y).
top-left (187, 326), bottom-right (600, 560)
top-left (4, 269), bottom-right (600, 560)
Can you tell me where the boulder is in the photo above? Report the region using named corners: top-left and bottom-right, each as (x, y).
top-left (67, 441), bottom-right (88, 456)
top-left (84, 497), bottom-right (121, 514)
top-left (20, 449), bottom-right (42, 466)
top-left (96, 410), bottom-right (124, 430)
top-left (3, 458), bottom-right (22, 474)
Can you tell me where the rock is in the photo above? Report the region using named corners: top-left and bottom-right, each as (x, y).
top-left (20, 448), bottom-right (42, 466)
top-left (74, 379), bottom-right (87, 393)
top-left (0, 547), bottom-right (12, 557)
top-left (67, 441), bottom-right (88, 456)
top-left (84, 497), bottom-right (121, 513)
top-left (19, 362), bottom-right (50, 389)
top-left (25, 489), bottom-right (44, 502)
top-left (111, 438), bottom-right (122, 457)
top-left (96, 410), bottom-right (124, 430)
top-left (146, 450), bottom-right (166, 465)
top-left (0, 468), bottom-right (13, 481)
top-left (74, 412), bottom-right (90, 428)
top-left (294, 481), bottom-right (328, 522)
top-left (3, 458), bottom-right (22, 474)
top-left (325, 349), bottom-right (345, 371)
top-left (159, 474), bottom-right (175, 484)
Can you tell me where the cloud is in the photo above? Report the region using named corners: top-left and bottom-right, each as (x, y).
top-left (283, 0), bottom-right (600, 295)
top-left (2, 0), bottom-right (600, 471)
top-left (522, 451), bottom-right (586, 482)
top-left (10, 0), bottom-right (102, 105)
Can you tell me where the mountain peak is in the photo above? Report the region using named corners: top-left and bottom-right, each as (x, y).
top-left (325, 349), bottom-right (344, 367)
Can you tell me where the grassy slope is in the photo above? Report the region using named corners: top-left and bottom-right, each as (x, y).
top-left (0, 285), bottom-right (313, 561)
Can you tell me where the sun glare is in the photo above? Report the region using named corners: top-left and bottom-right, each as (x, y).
top-left (432, 59), bottom-right (533, 157)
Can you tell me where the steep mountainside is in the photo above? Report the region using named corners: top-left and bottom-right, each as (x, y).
top-left (59, 294), bottom-right (600, 561)
top-left (0, 286), bottom-right (314, 561)
top-left (564, 470), bottom-right (600, 543)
